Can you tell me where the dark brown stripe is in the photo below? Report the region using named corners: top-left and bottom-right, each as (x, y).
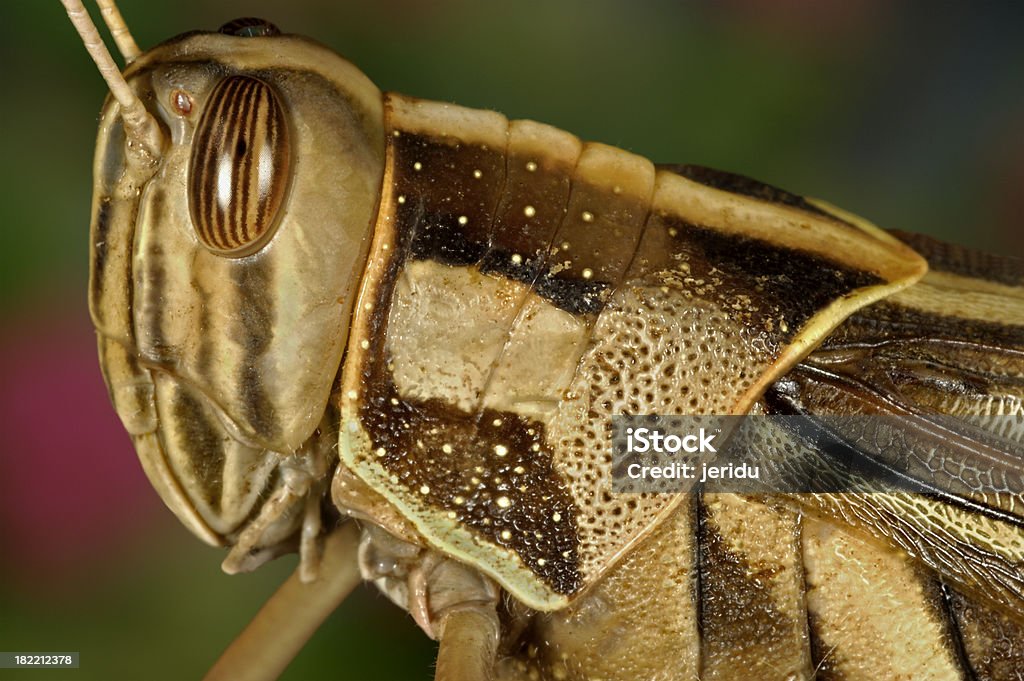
top-left (232, 258), bottom-right (277, 440)
top-left (172, 382), bottom-right (226, 506)
top-left (822, 300), bottom-right (1024, 351)
top-left (139, 189), bottom-right (169, 362)
top-left (530, 165), bottom-right (652, 318)
top-left (406, 206), bottom-right (489, 265)
top-left (90, 196), bottom-right (112, 325)
top-left (253, 85), bottom-right (272, 242)
top-left (390, 132), bottom-right (620, 315)
top-left (226, 78), bottom-right (257, 249)
top-left (805, 610), bottom-right (840, 680)
top-left (232, 79), bottom-right (259, 247)
top-left (357, 123), bottom-right (581, 593)
top-left (201, 76), bottom-right (244, 250)
top-left (193, 273), bottom-right (213, 376)
top-left (697, 498), bottom-right (806, 679)
top-left (892, 230), bottom-right (1024, 288)
top-left (659, 163), bottom-right (837, 221)
top-left (195, 76), bottom-right (232, 248)
top-left (939, 582), bottom-right (981, 681)
top-left (399, 200), bottom-right (608, 314)
top-left (479, 127), bottom-right (580, 308)
top-left (359, 385), bottom-right (582, 594)
top-left (390, 131), bottom-right (506, 266)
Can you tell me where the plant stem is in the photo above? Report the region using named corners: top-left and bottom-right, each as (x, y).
top-left (203, 522), bottom-right (362, 681)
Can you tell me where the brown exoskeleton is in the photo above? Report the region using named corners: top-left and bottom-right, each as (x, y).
top-left (65, 1), bottom-right (1024, 679)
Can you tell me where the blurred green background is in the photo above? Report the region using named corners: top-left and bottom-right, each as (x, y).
top-left (1, 1), bottom-right (1021, 680)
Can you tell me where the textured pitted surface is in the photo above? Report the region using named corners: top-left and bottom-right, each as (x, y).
top-left (543, 287), bottom-right (758, 581)
top-left (339, 94), bottom-right (927, 609)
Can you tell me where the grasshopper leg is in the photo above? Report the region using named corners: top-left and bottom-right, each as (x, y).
top-left (434, 604), bottom-right (501, 681)
top-left (413, 558), bottom-right (500, 681)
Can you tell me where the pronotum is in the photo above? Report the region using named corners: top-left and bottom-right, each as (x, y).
top-left (63, 1), bottom-right (1024, 680)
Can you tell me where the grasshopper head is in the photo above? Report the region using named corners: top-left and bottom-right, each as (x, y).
top-left (68, 2), bottom-right (384, 563)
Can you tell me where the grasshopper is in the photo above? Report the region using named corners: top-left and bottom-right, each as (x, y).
top-left (64, 1), bottom-right (1024, 679)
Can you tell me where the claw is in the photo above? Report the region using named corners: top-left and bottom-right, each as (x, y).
top-left (298, 484), bottom-right (324, 583)
top-left (221, 484), bottom-right (301, 575)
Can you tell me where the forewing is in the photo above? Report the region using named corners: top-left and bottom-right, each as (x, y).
top-left (761, 234), bottom-right (1024, 674)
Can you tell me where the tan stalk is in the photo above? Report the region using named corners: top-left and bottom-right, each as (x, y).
top-left (61, 0), bottom-right (162, 162)
top-left (96, 0), bottom-right (141, 62)
top-left (203, 523), bottom-right (363, 681)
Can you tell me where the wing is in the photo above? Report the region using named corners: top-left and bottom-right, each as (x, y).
top-left (757, 232), bottom-right (1024, 677)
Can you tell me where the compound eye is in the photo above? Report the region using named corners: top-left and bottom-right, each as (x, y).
top-left (188, 76), bottom-right (290, 256)
top-left (219, 18), bottom-right (281, 37)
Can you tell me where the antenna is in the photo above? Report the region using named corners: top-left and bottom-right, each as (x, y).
top-left (97, 0), bottom-right (141, 62)
top-left (61, 0), bottom-right (163, 162)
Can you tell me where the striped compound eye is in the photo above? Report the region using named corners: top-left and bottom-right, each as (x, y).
top-left (188, 76), bottom-right (290, 256)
